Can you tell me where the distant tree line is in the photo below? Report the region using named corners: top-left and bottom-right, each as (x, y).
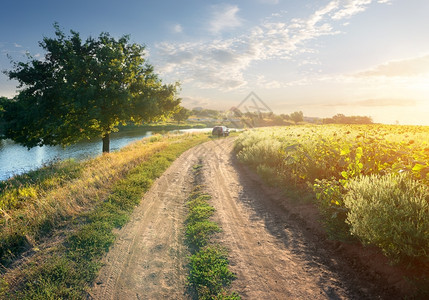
top-left (190, 108), bottom-right (221, 118)
top-left (281, 111), bottom-right (304, 123)
top-left (240, 110), bottom-right (304, 124)
top-left (322, 114), bottom-right (373, 124)
top-left (176, 108), bottom-right (372, 126)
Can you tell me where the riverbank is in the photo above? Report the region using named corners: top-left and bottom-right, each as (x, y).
top-left (0, 123), bottom-right (219, 181)
top-left (0, 132), bottom-right (210, 298)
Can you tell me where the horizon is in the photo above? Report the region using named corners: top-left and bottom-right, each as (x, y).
top-left (1, 0), bottom-right (428, 126)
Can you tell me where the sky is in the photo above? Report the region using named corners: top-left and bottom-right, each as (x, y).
top-left (1, 0), bottom-right (429, 125)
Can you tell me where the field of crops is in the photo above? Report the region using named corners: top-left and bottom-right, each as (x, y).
top-left (234, 124), bottom-right (429, 269)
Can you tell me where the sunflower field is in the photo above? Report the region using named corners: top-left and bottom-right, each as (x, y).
top-left (234, 124), bottom-right (429, 268)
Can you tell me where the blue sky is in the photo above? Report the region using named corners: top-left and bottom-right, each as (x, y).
top-left (1, 0), bottom-right (429, 125)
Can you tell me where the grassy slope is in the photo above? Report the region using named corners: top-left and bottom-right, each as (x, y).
top-left (0, 133), bottom-right (210, 299)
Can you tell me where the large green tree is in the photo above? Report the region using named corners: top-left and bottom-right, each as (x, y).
top-left (3, 24), bottom-right (180, 152)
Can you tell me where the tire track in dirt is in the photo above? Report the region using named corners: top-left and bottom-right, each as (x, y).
top-left (89, 145), bottom-right (206, 300)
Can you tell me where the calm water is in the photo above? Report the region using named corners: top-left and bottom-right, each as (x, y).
top-left (0, 128), bottom-right (212, 181)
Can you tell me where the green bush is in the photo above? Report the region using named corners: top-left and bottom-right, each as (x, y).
top-left (236, 137), bottom-right (283, 168)
top-left (344, 173), bottom-right (429, 265)
top-left (312, 179), bottom-right (352, 241)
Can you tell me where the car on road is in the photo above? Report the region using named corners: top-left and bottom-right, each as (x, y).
top-left (212, 126), bottom-right (230, 137)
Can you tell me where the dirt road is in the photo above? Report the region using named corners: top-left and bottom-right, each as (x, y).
top-left (90, 138), bottom-right (395, 299)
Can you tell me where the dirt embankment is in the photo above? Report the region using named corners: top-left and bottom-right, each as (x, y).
top-left (90, 138), bottom-right (402, 299)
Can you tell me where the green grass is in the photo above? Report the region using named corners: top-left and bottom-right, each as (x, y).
top-left (185, 194), bottom-right (219, 250)
top-left (1, 133), bottom-right (210, 299)
top-left (1, 140), bottom-right (169, 268)
top-left (188, 246), bottom-right (240, 300)
top-left (185, 165), bottom-right (239, 300)
top-left (0, 159), bottom-right (83, 211)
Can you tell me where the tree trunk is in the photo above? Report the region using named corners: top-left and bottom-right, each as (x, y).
top-left (102, 132), bottom-right (110, 153)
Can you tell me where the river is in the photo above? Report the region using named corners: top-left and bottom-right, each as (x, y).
top-left (0, 128), bottom-right (212, 181)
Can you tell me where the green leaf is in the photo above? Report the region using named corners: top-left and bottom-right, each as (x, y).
top-left (412, 163), bottom-right (426, 172)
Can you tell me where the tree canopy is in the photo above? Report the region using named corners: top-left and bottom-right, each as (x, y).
top-left (3, 24), bottom-right (180, 152)
top-left (172, 106), bottom-right (191, 124)
top-left (289, 111), bottom-right (304, 123)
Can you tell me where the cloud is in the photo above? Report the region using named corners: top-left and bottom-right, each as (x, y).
top-left (172, 24), bottom-right (183, 33)
top-left (256, 75), bottom-right (284, 89)
top-left (155, 0), bottom-right (390, 91)
top-left (211, 49), bottom-right (237, 64)
top-left (156, 36), bottom-right (256, 90)
top-left (332, 0), bottom-right (372, 20)
top-left (355, 99), bottom-right (416, 106)
top-left (257, 0), bottom-right (280, 4)
top-left (180, 96), bottom-right (211, 108)
top-left (209, 4), bottom-right (243, 34)
top-left (355, 55), bottom-right (429, 77)
top-left (323, 98), bottom-right (417, 107)
top-left (13, 43), bottom-right (22, 48)
top-left (256, 75), bottom-right (312, 89)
